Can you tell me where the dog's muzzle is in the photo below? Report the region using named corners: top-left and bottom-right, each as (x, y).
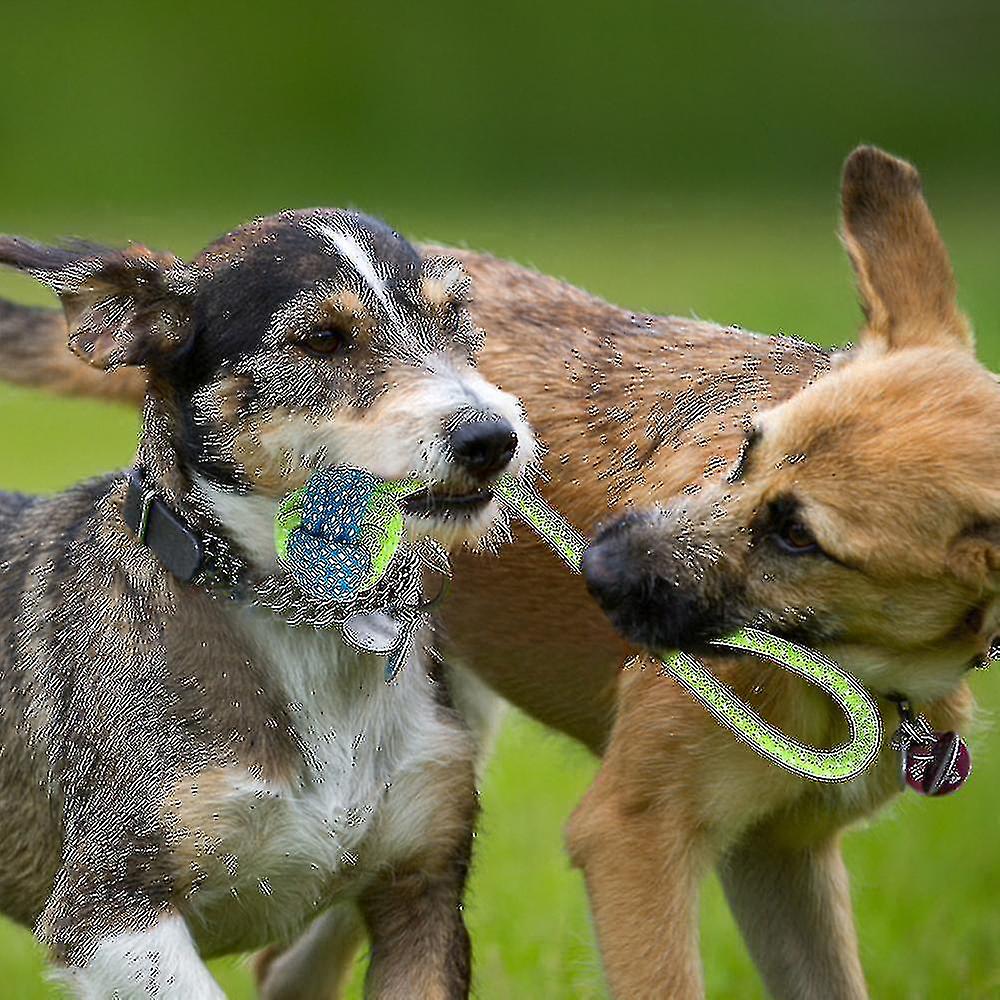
top-left (581, 514), bottom-right (738, 651)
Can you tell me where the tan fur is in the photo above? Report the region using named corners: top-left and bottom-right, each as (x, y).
top-left (319, 289), bottom-right (374, 334)
top-left (420, 262), bottom-right (468, 313)
top-left (1, 147), bottom-right (994, 997)
top-left (840, 146), bottom-right (972, 350)
top-left (231, 404), bottom-right (309, 496)
top-left (229, 361), bottom-right (516, 504)
top-left (439, 253), bottom-right (829, 750)
top-left (439, 147), bottom-right (993, 998)
top-left (161, 767), bottom-right (268, 900)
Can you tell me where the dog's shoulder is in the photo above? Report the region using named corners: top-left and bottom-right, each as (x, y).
top-left (0, 472), bottom-right (125, 620)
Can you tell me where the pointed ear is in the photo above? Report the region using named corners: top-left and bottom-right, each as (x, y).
top-left (840, 146), bottom-right (971, 352)
top-left (0, 237), bottom-right (201, 371)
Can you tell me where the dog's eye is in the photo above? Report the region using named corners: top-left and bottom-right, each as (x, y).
top-left (774, 520), bottom-right (819, 555)
top-left (298, 328), bottom-right (348, 357)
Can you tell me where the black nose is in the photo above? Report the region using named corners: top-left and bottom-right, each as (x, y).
top-left (581, 528), bottom-right (721, 652)
top-left (449, 418), bottom-right (518, 479)
top-left (580, 540), bottom-right (622, 608)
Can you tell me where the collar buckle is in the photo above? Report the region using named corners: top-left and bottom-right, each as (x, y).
top-left (135, 484), bottom-right (158, 544)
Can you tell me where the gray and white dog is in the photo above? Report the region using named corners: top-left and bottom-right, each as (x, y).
top-left (0, 210), bottom-right (533, 998)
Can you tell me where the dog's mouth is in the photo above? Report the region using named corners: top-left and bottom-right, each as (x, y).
top-left (403, 487), bottom-right (495, 519)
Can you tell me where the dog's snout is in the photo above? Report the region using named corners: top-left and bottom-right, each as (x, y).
top-left (583, 533), bottom-right (698, 651)
top-left (582, 512), bottom-right (738, 652)
top-left (449, 418), bottom-right (518, 479)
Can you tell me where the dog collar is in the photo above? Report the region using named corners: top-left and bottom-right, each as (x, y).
top-left (121, 467), bottom-right (434, 637)
top-left (122, 466), bottom-right (205, 583)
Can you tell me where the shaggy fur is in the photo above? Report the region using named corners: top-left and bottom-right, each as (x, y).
top-left (0, 209), bottom-right (534, 998)
top-left (2, 149), bottom-right (996, 999)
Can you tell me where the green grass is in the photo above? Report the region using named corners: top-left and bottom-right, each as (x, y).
top-left (1, 199), bottom-right (999, 998)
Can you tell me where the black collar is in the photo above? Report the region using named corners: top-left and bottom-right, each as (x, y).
top-left (122, 466), bottom-right (205, 583)
top-left (120, 468), bottom-right (434, 628)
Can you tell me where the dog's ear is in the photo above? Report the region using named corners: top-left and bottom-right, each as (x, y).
top-left (840, 146), bottom-right (971, 352)
top-left (0, 237), bottom-right (201, 371)
top-left (949, 523), bottom-right (1000, 593)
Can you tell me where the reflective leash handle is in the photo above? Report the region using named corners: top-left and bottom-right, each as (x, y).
top-left (664, 633), bottom-right (881, 782)
top-left (495, 474), bottom-right (882, 783)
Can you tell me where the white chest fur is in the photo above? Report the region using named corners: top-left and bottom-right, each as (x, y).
top-left (180, 602), bottom-right (470, 955)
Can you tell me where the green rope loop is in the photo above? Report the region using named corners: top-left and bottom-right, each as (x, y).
top-left (494, 474), bottom-right (882, 782)
top-left (274, 469), bottom-right (882, 782)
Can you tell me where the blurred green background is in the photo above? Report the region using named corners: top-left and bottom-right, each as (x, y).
top-left (2, 2), bottom-right (999, 997)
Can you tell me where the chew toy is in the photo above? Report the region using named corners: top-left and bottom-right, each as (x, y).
top-left (275, 467), bottom-right (427, 679)
top-left (276, 469), bottom-right (883, 782)
top-left (275, 467), bottom-right (423, 600)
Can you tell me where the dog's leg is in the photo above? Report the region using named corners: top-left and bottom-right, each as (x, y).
top-left (38, 815), bottom-right (223, 1000)
top-left (46, 908), bottom-right (224, 1000)
top-left (566, 758), bottom-right (710, 1000)
top-left (358, 868), bottom-right (471, 1000)
top-left (718, 825), bottom-right (868, 1000)
top-left (359, 775), bottom-right (476, 1000)
top-left (255, 901), bottom-right (366, 1000)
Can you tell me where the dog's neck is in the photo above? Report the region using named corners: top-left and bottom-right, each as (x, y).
top-left (122, 410), bottom-right (265, 600)
top-left (126, 390), bottom-right (269, 568)
top-left (127, 412), bottom-right (431, 633)
top-left (191, 475), bottom-right (282, 577)
top-left (132, 401), bottom-right (196, 512)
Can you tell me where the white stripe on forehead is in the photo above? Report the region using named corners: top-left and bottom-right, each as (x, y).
top-left (311, 221), bottom-right (406, 330)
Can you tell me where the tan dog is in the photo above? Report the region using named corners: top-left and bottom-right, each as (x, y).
top-left (3, 148), bottom-right (997, 998)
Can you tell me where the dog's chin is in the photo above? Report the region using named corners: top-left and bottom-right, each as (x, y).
top-left (402, 489), bottom-right (498, 550)
top-left (825, 643), bottom-right (972, 704)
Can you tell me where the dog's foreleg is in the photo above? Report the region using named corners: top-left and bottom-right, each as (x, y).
top-left (359, 777), bottom-right (476, 1000)
top-left (359, 869), bottom-right (472, 1000)
top-left (255, 901), bottom-right (366, 1000)
top-left (566, 757), bottom-right (710, 1000)
top-left (718, 825), bottom-right (868, 1000)
top-left (38, 821), bottom-right (224, 1000)
top-left (47, 910), bottom-right (224, 1000)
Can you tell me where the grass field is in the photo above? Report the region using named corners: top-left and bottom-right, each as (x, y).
top-left (1, 196), bottom-right (999, 998)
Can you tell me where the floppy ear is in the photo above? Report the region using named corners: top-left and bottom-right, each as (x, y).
top-left (840, 145), bottom-right (971, 352)
top-left (0, 237), bottom-right (200, 371)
